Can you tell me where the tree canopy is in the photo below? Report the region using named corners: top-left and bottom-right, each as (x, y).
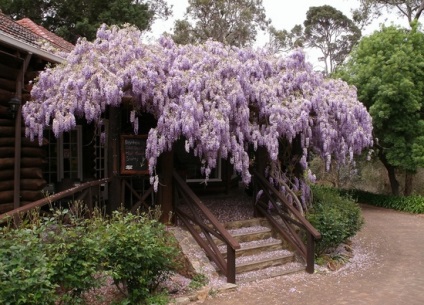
top-left (23, 25), bottom-right (373, 211)
top-left (303, 5), bottom-right (361, 75)
top-left (171, 0), bottom-right (270, 47)
top-left (0, 0), bottom-right (171, 43)
top-left (353, 0), bottom-right (424, 27)
top-left (336, 24), bottom-right (424, 195)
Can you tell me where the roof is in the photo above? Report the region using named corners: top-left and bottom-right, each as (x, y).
top-left (0, 12), bottom-right (73, 62)
top-left (16, 18), bottom-right (74, 53)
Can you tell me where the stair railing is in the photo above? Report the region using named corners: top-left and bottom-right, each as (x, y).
top-left (0, 178), bottom-right (111, 226)
top-left (252, 169), bottom-right (321, 273)
top-left (172, 170), bottom-right (240, 283)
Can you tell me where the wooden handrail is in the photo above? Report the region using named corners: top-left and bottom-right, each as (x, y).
top-left (172, 170), bottom-right (240, 283)
top-left (253, 169), bottom-right (321, 273)
top-left (0, 178), bottom-right (111, 222)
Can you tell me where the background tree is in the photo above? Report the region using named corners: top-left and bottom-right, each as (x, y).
top-left (266, 25), bottom-right (304, 54)
top-left (353, 0), bottom-right (424, 28)
top-left (336, 24), bottom-right (424, 196)
top-left (0, 0), bottom-right (171, 43)
top-left (303, 5), bottom-right (361, 75)
top-left (171, 0), bottom-right (270, 47)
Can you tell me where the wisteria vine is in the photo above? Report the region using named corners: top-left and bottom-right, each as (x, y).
top-left (23, 24), bottom-right (373, 211)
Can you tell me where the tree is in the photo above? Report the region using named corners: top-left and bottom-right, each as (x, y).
top-left (171, 0), bottom-right (270, 47)
top-left (336, 24), bottom-right (424, 196)
top-left (23, 25), bottom-right (373, 213)
top-left (353, 0), bottom-right (424, 28)
top-left (302, 5), bottom-right (361, 75)
top-left (266, 25), bottom-right (304, 54)
top-left (0, 0), bottom-right (171, 43)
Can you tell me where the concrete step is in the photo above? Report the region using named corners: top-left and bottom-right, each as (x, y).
top-left (235, 249), bottom-right (296, 273)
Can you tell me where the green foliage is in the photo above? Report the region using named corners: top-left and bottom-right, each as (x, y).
top-left (0, 0), bottom-right (171, 43)
top-left (172, 0), bottom-right (270, 47)
top-left (306, 186), bottom-right (364, 256)
top-left (336, 24), bottom-right (424, 194)
top-left (188, 273), bottom-right (209, 290)
top-left (41, 216), bottom-right (103, 303)
top-left (341, 189), bottom-right (424, 214)
top-left (303, 5), bottom-right (361, 75)
top-left (0, 227), bottom-right (57, 305)
top-left (97, 210), bottom-right (178, 303)
top-left (0, 207), bottom-right (179, 305)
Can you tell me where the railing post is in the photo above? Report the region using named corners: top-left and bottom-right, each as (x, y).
top-left (87, 187), bottom-right (93, 212)
top-left (226, 245), bottom-right (236, 284)
top-left (306, 232), bottom-right (315, 274)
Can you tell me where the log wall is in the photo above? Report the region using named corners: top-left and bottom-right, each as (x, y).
top-left (0, 47), bottom-right (47, 213)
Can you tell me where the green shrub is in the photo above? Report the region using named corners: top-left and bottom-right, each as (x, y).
top-left (307, 186), bottom-right (364, 256)
top-left (98, 210), bottom-right (178, 303)
top-left (341, 189), bottom-right (424, 214)
top-left (0, 227), bottom-right (57, 305)
top-left (0, 206), bottom-right (180, 305)
top-left (41, 216), bottom-right (103, 304)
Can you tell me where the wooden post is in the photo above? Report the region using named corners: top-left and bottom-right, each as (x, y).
top-left (253, 146), bottom-right (268, 217)
top-left (306, 232), bottom-right (315, 274)
top-left (158, 150), bottom-right (173, 224)
top-left (107, 107), bottom-right (122, 213)
top-left (226, 244), bottom-right (236, 284)
top-left (13, 53), bottom-right (32, 209)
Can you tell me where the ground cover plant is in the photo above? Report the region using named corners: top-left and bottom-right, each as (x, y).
top-left (0, 207), bottom-right (179, 305)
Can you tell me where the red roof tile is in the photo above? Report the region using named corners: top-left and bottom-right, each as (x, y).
top-left (17, 18), bottom-right (74, 53)
top-left (0, 12), bottom-right (73, 54)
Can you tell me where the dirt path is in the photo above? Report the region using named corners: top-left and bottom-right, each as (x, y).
top-left (198, 205), bottom-right (424, 305)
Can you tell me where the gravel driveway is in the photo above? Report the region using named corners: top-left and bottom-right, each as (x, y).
top-left (198, 205), bottom-right (424, 305)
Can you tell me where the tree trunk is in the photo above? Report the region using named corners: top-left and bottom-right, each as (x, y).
top-left (379, 152), bottom-right (400, 196)
top-left (404, 171), bottom-right (414, 196)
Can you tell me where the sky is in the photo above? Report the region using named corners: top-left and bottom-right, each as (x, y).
top-left (146, 0), bottom-right (407, 70)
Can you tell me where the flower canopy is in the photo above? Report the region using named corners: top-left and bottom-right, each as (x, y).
top-left (23, 24), bottom-right (373, 202)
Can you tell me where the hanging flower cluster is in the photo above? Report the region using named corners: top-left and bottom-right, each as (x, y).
top-left (23, 24), bottom-right (373, 204)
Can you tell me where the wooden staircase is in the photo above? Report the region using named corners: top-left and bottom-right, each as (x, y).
top-left (212, 218), bottom-right (306, 283)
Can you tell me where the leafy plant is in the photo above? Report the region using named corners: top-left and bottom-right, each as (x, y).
top-left (307, 186), bottom-right (364, 255)
top-left (0, 227), bottom-right (57, 305)
top-left (342, 189), bottom-right (424, 214)
top-left (188, 273), bottom-right (209, 290)
top-left (41, 217), bottom-right (103, 304)
top-left (99, 209), bottom-right (178, 303)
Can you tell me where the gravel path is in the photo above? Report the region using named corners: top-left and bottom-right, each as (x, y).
top-left (196, 205), bottom-right (424, 305)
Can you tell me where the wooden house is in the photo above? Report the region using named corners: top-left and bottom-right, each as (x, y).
top-left (0, 13), bottom-right (73, 213)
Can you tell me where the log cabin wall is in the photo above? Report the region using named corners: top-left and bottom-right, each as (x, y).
top-left (0, 13), bottom-right (73, 214)
top-left (0, 44), bottom-right (48, 213)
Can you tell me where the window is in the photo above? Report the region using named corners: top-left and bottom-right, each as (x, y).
top-left (43, 126), bottom-right (83, 185)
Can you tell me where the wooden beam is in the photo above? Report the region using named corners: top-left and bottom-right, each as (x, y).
top-left (13, 52), bottom-right (32, 209)
top-left (158, 150), bottom-right (174, 224)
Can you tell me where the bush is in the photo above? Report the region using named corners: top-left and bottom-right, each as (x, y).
top-left (0, 227), bottom-right (57, 305)
top-left (341, 189), bottom-right (424, 214)
top-left (0, 207), bottom-right (180, 305)
top-left (306, 186), bottom-right (364, 256)
top-left (41, 214), bottom-right (103, 304)
top-left (96, 209), bottom-right (178, 303)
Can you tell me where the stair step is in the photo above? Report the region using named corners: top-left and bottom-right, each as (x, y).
top-left (220, 238), bottom-right (284, 258)
top-left (236, 262), bottom-right (306, 283)
top-left (224, 218), bottom-right (270, 230)
top-left (214, 226), bottom-right (273, 246)
top-left (236, 250), bottom-right (295, 273)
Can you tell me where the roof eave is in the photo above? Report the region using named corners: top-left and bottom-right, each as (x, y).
top-left (0, 31), bottom-right (65, 64)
